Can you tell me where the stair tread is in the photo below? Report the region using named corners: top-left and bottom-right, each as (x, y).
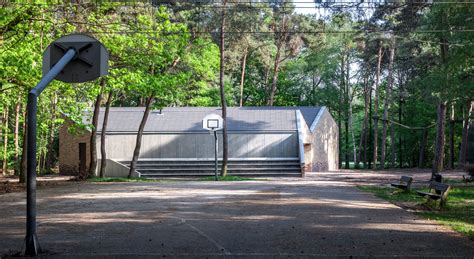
top-left (140, 173), bottom-right (301, 176)
top-left (135, 163), bottom-right (300, 166)
top-left (119, 159), bottom-right (299, 163)
top-left (137, 167), bottom-right (300, 171)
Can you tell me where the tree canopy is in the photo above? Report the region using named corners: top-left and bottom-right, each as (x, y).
top-left (0, 1), bottom-right (472, 177)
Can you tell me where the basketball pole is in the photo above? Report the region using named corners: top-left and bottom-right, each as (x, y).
top-left (214, 130), bottom-right (219, 181)
top-left (25, 49), bottom-right (76, 256)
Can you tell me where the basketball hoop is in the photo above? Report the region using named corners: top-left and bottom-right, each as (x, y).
top-left (202, 114), bottom-right (224, 181)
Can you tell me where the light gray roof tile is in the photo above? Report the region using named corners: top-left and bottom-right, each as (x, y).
top-left (92, 106), bottom-right (321, 132)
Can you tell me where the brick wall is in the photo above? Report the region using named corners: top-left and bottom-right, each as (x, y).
top-left (59, 118), bottom-right (91, 175)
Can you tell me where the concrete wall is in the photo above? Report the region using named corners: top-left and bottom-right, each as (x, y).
top-left (96, 132), bottom-right (298, 161)
top-left (59, 118), bottom-right (91, 175)
top-left (96, 159), bottom-right (137, 178)
top-left (59, 109), bottom-right (339, 175)
top-left (60, 122), bottom-right (298, 175)
top-left (300, 108), bottom-right (339, 172)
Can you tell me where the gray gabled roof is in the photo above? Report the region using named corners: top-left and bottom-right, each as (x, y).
top-left (92, 106), bottom-right (322, 133)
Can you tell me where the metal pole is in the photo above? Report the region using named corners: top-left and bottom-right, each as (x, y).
top-left (25, 49), bottom-right (76, 256)
top-left (214, 131), bottom-right (218, 181)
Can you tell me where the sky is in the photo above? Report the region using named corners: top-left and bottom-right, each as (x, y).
top-left (293, 0), bottom-right (320, 15)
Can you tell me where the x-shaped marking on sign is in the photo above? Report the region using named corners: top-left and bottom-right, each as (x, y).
top-left (53, 42), bottom-right (93, 67)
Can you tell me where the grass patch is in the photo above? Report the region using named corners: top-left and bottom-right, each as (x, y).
top-left (200, 175), bottom-right (258, 181)
top-left (88, 177), bottom-right (161, 183)
top-left (357, 186), bottom-right (425, 203)
top-left (357, 185), bottom-right (474, 239)
top-left (443, 178), bottom-right (470, 184)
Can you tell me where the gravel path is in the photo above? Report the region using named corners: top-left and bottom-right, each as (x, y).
top-left (1, 171), bottom-right (473, 257)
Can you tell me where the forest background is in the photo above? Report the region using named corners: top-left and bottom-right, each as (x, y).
top-left (0, 0), bottom-right (473, 181)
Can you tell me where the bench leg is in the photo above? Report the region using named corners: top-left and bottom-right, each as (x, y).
top-left (440, 197), bottom-right (446, 208)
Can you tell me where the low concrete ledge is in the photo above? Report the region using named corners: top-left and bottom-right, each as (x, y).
top-left (96, 159), bottom-right (139, 178)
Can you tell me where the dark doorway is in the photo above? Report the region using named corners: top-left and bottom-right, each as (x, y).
top-left (79, 143), bottom-right (87, 175)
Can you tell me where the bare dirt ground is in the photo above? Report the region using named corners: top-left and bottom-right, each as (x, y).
top-left (305, 168), bottom-right (470, 187)
top-left (0, 170), bottom-right (473, 258)
top-left (0, 175), bottom-right (75, 195)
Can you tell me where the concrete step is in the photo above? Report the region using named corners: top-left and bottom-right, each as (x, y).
top-left (135, 162), bottom-right (300, 167)
top-left (137, 167), bottom-right (299, 173)
top-left (140, 172), bottom-right (301, 177)
top-left (116, 158), bottom-right (302, 177)
top-left (119, 158), bottom-right (299, 165)
top-left (135, 164), bottom-right (300, 170)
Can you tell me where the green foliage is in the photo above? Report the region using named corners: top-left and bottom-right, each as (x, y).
top-left (1, 1), bottom-right (472, 175)
top-left (357, 186), bottom-right (425, 203)
top-left (358, 185), bottom-right (474, 238)
top-left (0, 2), bottom-right (221, 175)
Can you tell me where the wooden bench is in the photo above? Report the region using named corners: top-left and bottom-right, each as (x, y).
top-left (417, 182), bottom-right (451, 207)
top-left (390, 176), bottom-right (413, 191)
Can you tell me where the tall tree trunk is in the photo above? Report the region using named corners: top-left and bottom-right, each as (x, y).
top-left (345, 116), bottom-right (349, 169)
top-left (99, 91), bottom-right (113, 178)
top-left (434, 24), bottom-right (449, 177)
top-left (354, 74), bottom-right (369, 171)
top-left (128, 96), bottom-right (154, 178)
top-left (13, 100), bottom-right (20, 175)
top-left (338, 54), bottom-right (344, 169)
top-left (447, 104), bottom-right (455, 169)
top-left (347, 55), bottom-right (357, 168)
top-left (419, 128), bottom-right (428, 168)
top-left (398, 71), bottom-right (404, 168)
top-left (368, 81), bottom-right (373, 169)
top-left (2, 107), bottom-right (9, 175)
top-left (345, 53), bottom-right (352, 169)
top-left (372, 43), bottom-right (383, 170)
top-left (0, 109), bottom-right (3, 175)
top-left (44, 94), bottom-right (57, 173)
top-left (381, 45), bottom-right (395, 169)
top-left (390, 121), bottom-right (396, 168)
top-left (357, 69), bottom-right (370, 169)
top-left (239, 47), bottom-right (248, 107)
top-left (263, 65), bottom-right (271, 100)
top-left (19, 109), bottom-right (27, 183)
top-left (432, 102), bottom-right (447, 177)
top-left (458, 100), bottom-right (473, 168)
top-left (350, 108), bottom-right (357, 166)
top-left (88, 81), bottom-right (104, 178)
top-left (219, 0), bottom-right (229, 176)
top-left (267, 43), bottom-right (282, 106)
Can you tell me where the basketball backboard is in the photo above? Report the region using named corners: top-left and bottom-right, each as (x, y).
top-left (202, 114), bottom-right (224, 131)
top-left (42, 34), bottom-right (108, 83)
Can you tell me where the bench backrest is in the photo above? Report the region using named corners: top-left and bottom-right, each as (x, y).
top-left (400, 176), bottom-right (413, 185)
top-left (428, 182), bottom-right (450, 193)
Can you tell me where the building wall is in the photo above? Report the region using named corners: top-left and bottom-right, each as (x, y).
top-left (58, 110), bottom-right (340, 175)
top-left (59, 118), bottom-right (91, 175)
top-left (60, 123), bottom-right (298, 175)
top-left (97, 132), bottom-right (298, 160)
top-left (301, 109), bottom-right (339, 172)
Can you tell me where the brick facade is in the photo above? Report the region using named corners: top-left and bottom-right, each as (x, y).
top-left (59, 118), bottom-right (91, 175)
